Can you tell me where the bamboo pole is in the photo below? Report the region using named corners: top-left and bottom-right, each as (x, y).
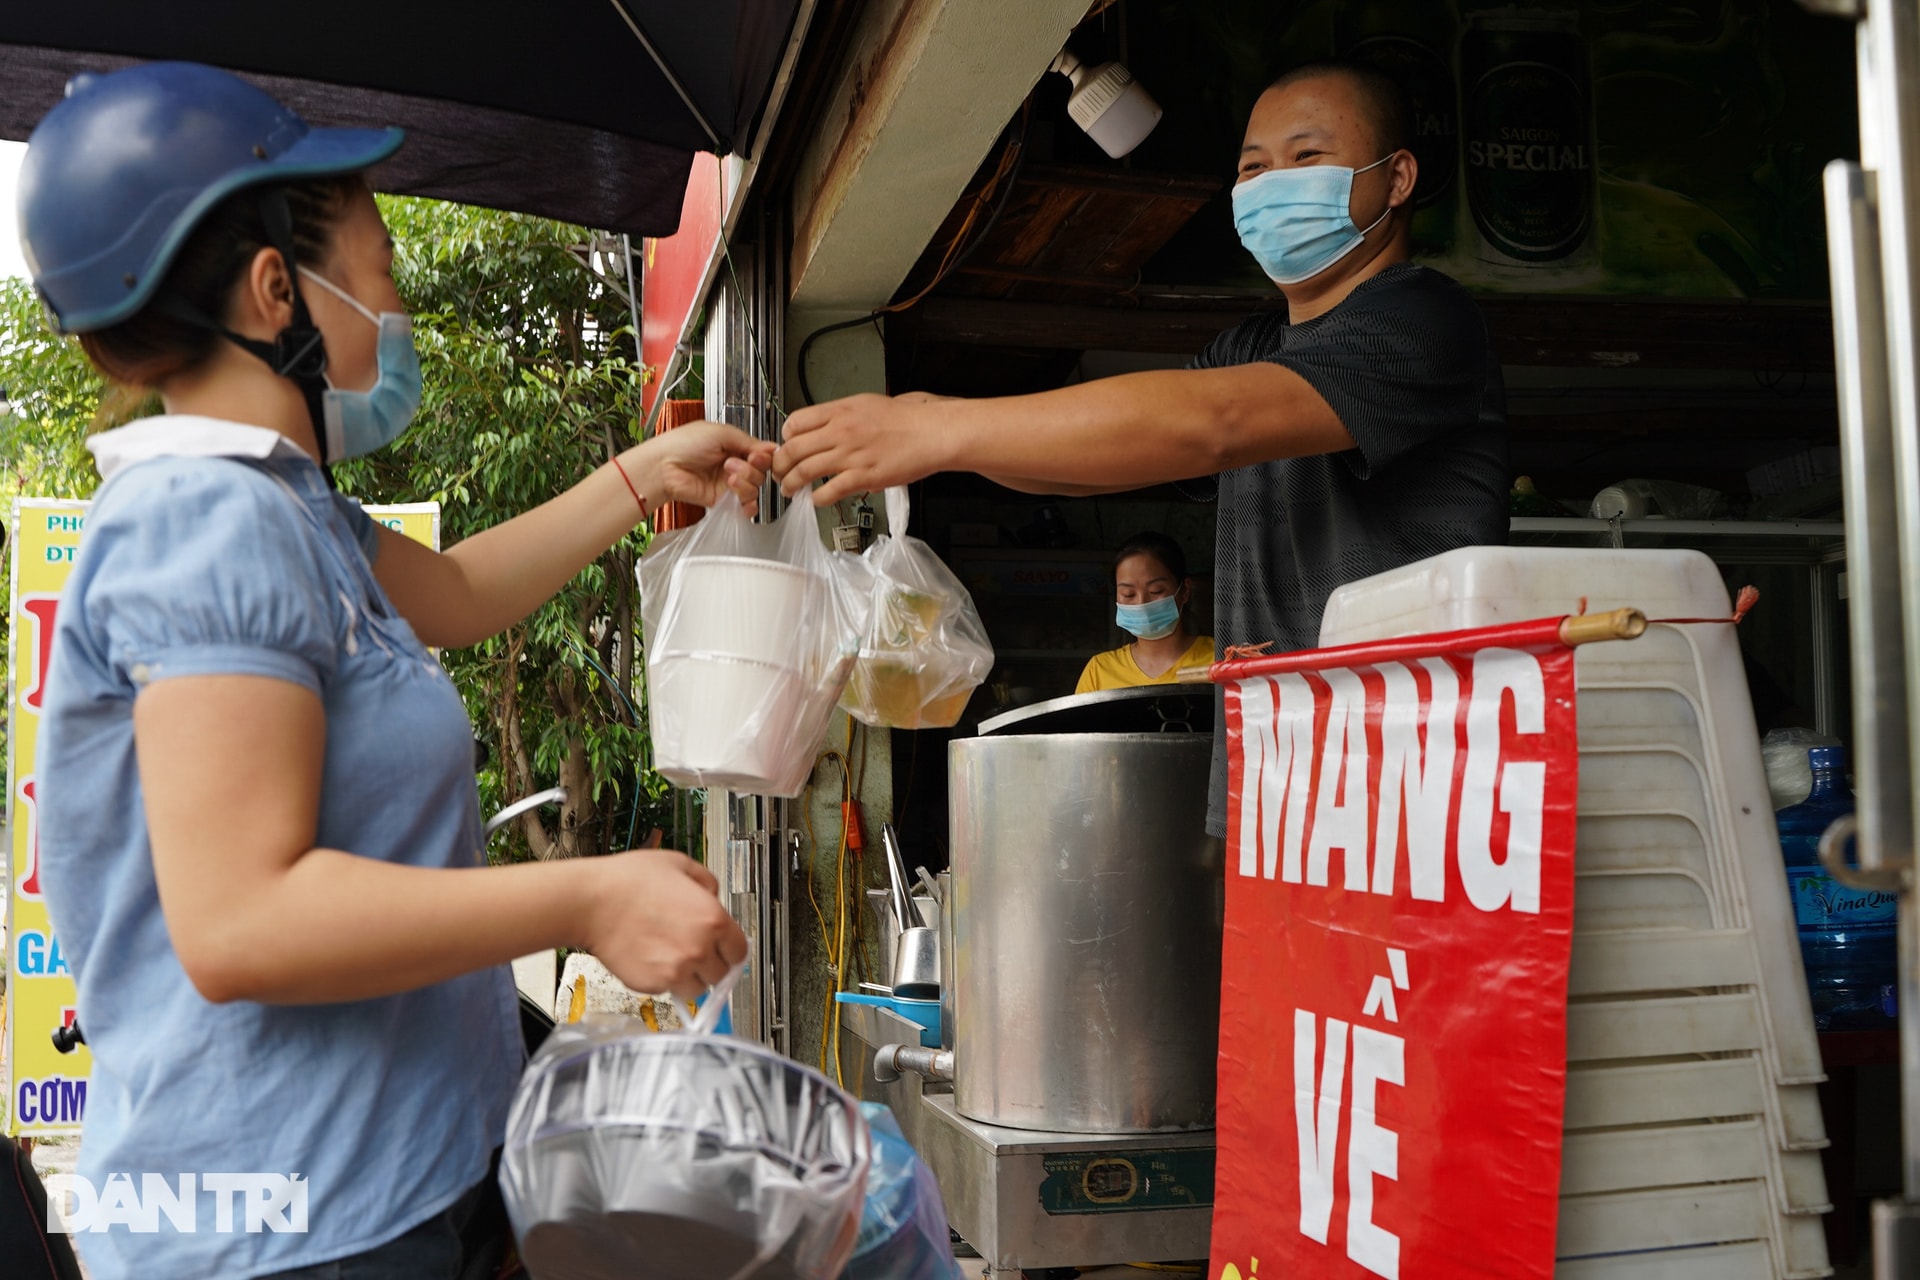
top-left (1173, 607), bottom-right (1648, 685)
top-left (1558, 607), bottom-right (1648, 647)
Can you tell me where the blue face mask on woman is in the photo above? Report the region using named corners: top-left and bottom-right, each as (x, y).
top-left (1116, 595), bottom-right (1182, 641)
top-left (1231, 154), bottom-right (1394, 285)
top-left (298, 267), bottom-right (424, 459)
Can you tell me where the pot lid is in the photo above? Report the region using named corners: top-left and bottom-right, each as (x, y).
top-left (977, 684), bottom-right (1215, 737)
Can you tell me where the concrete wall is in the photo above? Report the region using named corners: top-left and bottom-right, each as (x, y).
top-left (786, 0), bottom-right (1089, 315)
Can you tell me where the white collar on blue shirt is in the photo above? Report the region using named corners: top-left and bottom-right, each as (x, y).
top-left (87, 415), bottom-right (312, 483)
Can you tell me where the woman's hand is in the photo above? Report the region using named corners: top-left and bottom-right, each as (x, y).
top-left (772, 393), bottom-right (953, 506)
top-left (624, 420), bottom-right (776, 517)
top-left (580, 849), bottom-right (749, 1001)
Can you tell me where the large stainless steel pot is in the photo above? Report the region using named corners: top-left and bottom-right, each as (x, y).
top-left (949, 713), bottom-right (1221, 1134)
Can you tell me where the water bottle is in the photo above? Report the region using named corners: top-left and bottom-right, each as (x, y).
top-left (1779, 746), bottom-right (1898, 1031)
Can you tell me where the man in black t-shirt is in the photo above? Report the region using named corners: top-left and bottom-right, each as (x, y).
top-left (774, 61), bottom-right (1509, 836)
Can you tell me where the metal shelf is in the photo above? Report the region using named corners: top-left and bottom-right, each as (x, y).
top-left (1511, 515), bottom-right (1848, 737)
top-left (1511, 517), bottom-right (1845, 538)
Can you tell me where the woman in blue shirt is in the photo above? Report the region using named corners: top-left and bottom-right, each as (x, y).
top-left (22, 64), bottom-right (761, 1279)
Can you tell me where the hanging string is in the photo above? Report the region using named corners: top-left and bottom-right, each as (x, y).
top-left (1649, 584), bottom-right (1760, 626)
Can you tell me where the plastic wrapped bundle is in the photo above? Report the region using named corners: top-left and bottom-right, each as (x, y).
top-left (840, 489), bottom-right (994, 729)
top-left (1762, 726), bottom-right (1844, 810)
top-left (501, 1017), bottom-right (870, 1280)
top-left (639, 494), bottom-right (871, 797)
top-left (844, 1105), bottom-right (965, 1280)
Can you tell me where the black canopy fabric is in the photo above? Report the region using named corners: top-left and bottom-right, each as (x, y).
top-left (0, 1), bottom-right (803, 236)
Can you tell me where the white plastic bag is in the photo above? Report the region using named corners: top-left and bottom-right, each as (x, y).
top-left (840, 488), bottom-right (994, 729)
top-left (501, 983), bottom-right (871, 1280)
top-left (639, 494), bottom-right (870, 797)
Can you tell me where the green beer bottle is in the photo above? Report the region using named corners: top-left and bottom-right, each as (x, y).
top-left (1337, 0), bottom-right (1461, 258)
top-left (1461, 9), bottom-right (1597, 274)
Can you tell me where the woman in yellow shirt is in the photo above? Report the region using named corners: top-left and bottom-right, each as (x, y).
top-left (1077, 532), bottom-right (1215, 693)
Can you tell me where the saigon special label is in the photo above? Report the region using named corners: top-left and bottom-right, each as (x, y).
top-left (1348, 33), bottom-right (1458, 211)
top-left (1463, 14), bottom-right (1594, 263)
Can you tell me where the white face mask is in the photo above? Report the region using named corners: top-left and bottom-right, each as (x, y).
top-left (297, 266), bottom-right (423, 459)
top-left (1116, 596), bottom-right (1182, 640)
top-left (1231, 154), bottom-right (1394, 284)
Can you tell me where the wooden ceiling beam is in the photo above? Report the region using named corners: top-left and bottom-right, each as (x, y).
top-left (896, 296), bottom-right (1253, 352)
top-left (895, 294), bottom-right (1840, 371)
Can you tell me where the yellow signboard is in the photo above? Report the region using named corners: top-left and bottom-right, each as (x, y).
top-left (4, 498), bottom-right (440, 1135)
top-left (363, 502), bottom-right (440, 554)
top-left (6, 500), bottom-right (89, 1135)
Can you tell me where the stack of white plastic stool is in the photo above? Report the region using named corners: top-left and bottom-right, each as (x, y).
top-left (1319, 547), bottom-right (1832, 1280)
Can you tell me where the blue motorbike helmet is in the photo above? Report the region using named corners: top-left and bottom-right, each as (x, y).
top-left (20, 62), bottom-right (402, 334)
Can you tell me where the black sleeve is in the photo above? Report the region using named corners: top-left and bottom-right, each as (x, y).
top-left (1182, 314), bottom-right (1291, 500)
top-left (1190, 312), bottom-right (1288, 372)
top-left (1269, 273), bottom-right (1493, 479)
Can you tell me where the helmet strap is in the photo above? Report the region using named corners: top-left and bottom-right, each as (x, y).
top-left (151, 188), bottom-right (336, 475)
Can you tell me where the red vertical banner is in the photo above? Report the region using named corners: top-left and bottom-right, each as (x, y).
top-left (639, 152), bottom-right (724, 422)
top-left (1211, 618), bottom-right (1579, 1280)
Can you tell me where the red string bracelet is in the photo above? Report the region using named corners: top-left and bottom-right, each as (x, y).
top-left (612, 457), bottom-right (650, 520)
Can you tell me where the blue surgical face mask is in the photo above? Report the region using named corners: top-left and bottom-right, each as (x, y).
top-left (298, 267), bottom-right (423, 459)
top-left (1231, 155), bottom-right (1394, 285)
top-left (1116, 595), bottom-right (1182, 641)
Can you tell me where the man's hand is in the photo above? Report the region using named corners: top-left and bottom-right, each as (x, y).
top-left (774, 393), bottom-right (952, 505)
top-left (634, 420), bottom-right (776, 516)
top-left (773, 365), bottom-right (1350, 504)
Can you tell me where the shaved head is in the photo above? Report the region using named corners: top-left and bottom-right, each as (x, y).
top-left (1265, 61), bottom-right (1413, 159)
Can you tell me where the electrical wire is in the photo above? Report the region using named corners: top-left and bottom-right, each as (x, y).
top-left (795, 312), bottom-right (885, 408)
top-left (830, 799), bottom-right (851, 1087)
top-left (796, 102), bottom-right (1036, 405)
top-left (802, 753), bottom-right (848, 962)
top-left (886, 105), bottom-right (1031, 313)
top-left (806, 749), bottom-right (855, 1078)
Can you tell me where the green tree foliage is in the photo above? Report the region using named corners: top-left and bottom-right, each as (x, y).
top-left (0, 197), bottom-right (672, 861)
top-left (338, 197), bottom-right (668, 861)
top-left (0, 280), bottom-right (104, 501)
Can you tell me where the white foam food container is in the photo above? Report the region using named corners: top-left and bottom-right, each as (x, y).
top-left (655, 555), bottom-right (817, 664)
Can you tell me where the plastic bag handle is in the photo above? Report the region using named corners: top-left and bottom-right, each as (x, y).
top-left (884, 486), bottom-right (910, 538)
top-left (689, 944), bottom-right (749, 1036)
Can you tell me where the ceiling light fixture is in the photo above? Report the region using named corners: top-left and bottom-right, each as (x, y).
top-left (1050, 48), bottom-right (1162, 159)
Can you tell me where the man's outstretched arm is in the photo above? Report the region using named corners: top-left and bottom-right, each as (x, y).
top-left (774, 362), bottom-right (1353, 505)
